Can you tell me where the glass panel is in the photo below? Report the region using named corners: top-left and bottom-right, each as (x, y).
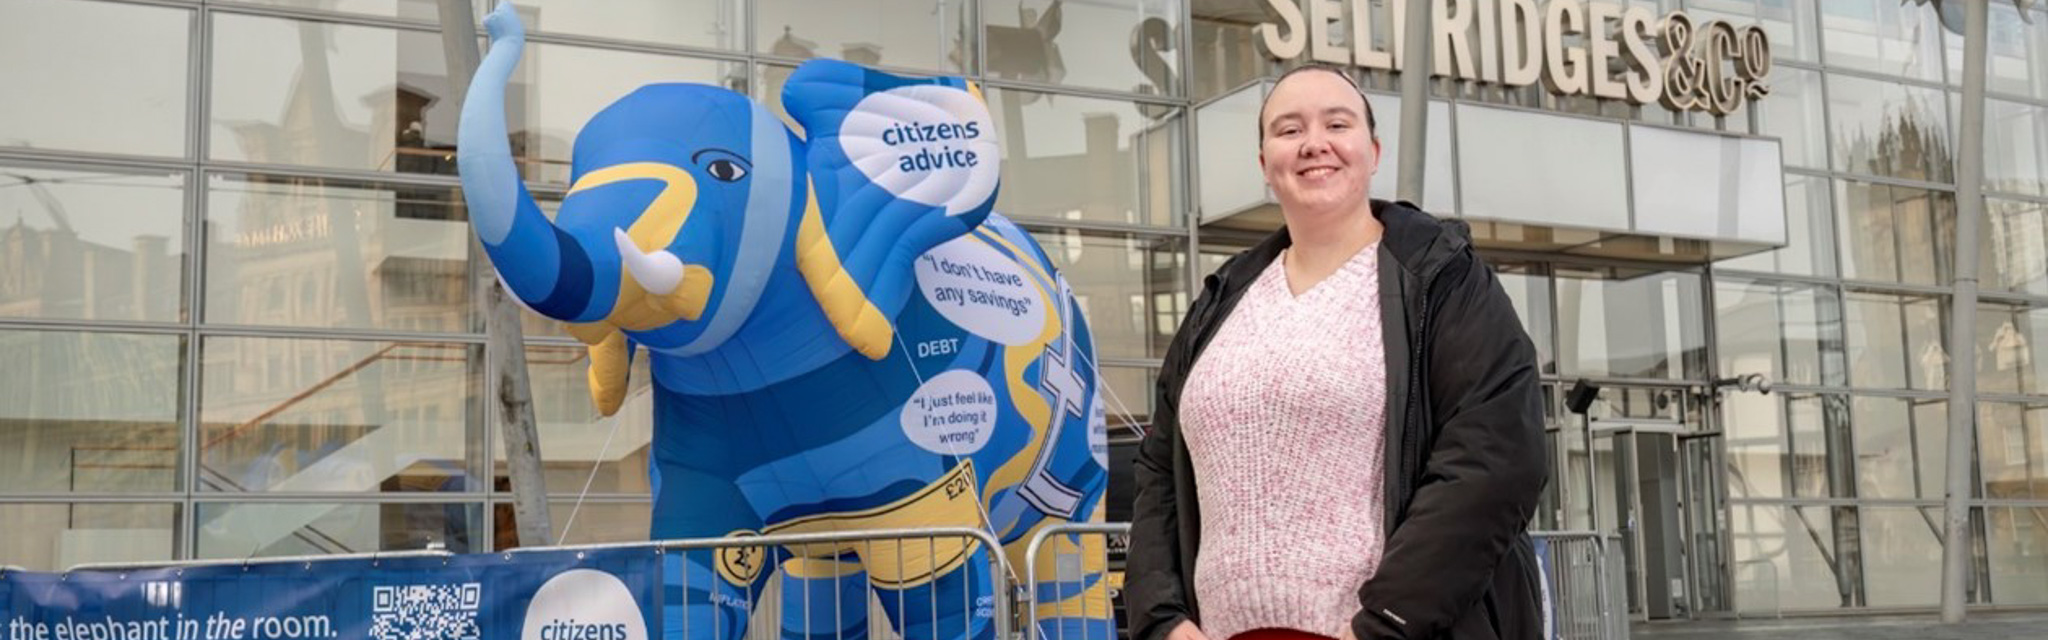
top-left (1758, 67), bottom-right (1827, 170)
top-left (196, 502), bottom-right (482, 558)
top-left (1720, 174), bottom-right (1836, 276)
top-left (504, 344), bottom-right (654, 495)
top-left (1912, 398), bottom-right (1950, 500)
top-left (0, 164), bottom-right (187, 322)
top-left (204, 174), bottom-right (472, 333)
top-left (234, 0), bottom-right (467, 21)
top-left (209, 14), bottom-right (460, 175)
top-left (1729, 503), bottom-right (1849, 611)
top-left (512, 45), bottom-right (740, 185)
top-left (0, 0), bottom-right (189, 157)
top-left (755, 0), bottom-right (969, 74)
top-left (983, 0), bottom-right (1180, 95)
top-left (1826, 75), bottom-right (1953, 183)
top-left (0, 331), bottom-right (183, 494)
top-left (1366, 94), bottom-right (1457, 215)
top-left (1984, 99), bottom-right (2048, 197)
top-left (1944, 1), bottom-right (2042, 96)
top-left (1495, 263), bottom-right (1554, 375)
top-left (493, 501), bottom-right (650, 549)
top-left (1026, 228), bottom-right (1186, 360)
top-left (199, 338), bottom-right (481, 493)
top-left (1835, 180), bottom-right (1953, 285)
top-left (985, 88), bottom-right (1182, 227)
top-left (1977, 302), bottom-right (2048, 396)
top-left (1099, 366), bottom-right (1156, 435)
top-left (1860, 506), bottom-right (1945, 607)
top-left (1843, 290), bottom-right (1947, 390)
top-left (1724, 392), bottom-right (1787, 500)
top-left (1784, 393), bottom-right (1837, 498)
top-left (1188, 3), bottom-right (1281, 102)
top-left (1980, 402), bottom-right (2048, 500)
top-left (1456, 104), bottom-right (1629, 230)
top-left (1820, 0), bottom-right (1946, 82)
top-left (1714, 278), bottom-right (1839, 387)
top-left (511, 0), bottom-right (742, 51)
top-left (1986, 506), bottom-right (2048, 606)
top-left (1555, 266), bottom-right (1707, 381)
top-left (1851, 397), bottom-right (1929, 499)
top-left (0, 503), bottom-right (178, 571)
top-left (1758, 0), bottom-right (1821, 63)
top-left (1983, 199), bottom-right (2048, 296)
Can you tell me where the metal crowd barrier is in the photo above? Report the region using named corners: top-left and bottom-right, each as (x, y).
top-left (40, 526), bottom-right (1631, 640)
top-left (518, 526), bottom-right (1010, 640)
top-left (1532, 531), bottom-right (1628, 640)
top-left (1022, 523), bottom-right (1129, 640)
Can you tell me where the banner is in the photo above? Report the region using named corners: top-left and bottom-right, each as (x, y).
top-left (0, 549), bottom-right (660, 640)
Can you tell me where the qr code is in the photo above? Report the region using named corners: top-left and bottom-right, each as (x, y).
top-left (369, 583), bottom-right (483, 640)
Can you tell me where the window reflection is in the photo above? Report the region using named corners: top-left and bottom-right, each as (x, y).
top-left (196, 502), bottom-right (480, 559)
top-left (984, 0), bottom-right (1181, 95)
top-left (1556, 266), bottom-right (1707, 380)
top-left (0, 165), bottom-right (186, 322)
top-left (508, 43), bottom-right (738, 184)
top-left (1758, 68), bottom-right (1827, 170)
top-left (1977, 302), bottom-right (2048, 396)
top-left (1983, 199), bottom-right (2048, 296)
top-left (493, 501), bottom-right (650, 549)
top-left (0, 0), bottom-right (189, 157)
top-left (987, 87), bottom-right (1183, 227)
top-left (1835, 180), bottom-right (1953, 285)
top-left (206, 174), bottom-right (473, 333)
top-left (1724, 392), bottom-right (1786, 499)
top-left (1728, 503), bottom-right (1850, 610)
top-left (1851, 396), bottom-right (1945, 500)
top-left (1986, 506), bottom-right (2048, 605)
top-left (199, 338), bottom-right (481, 494)
top-left (1860, 506), bottom-right (1945, 607)
top-left (505, 344), bottom-right (654, 496)
top-left (1721, 174), bottom-right (1836, 276)
top-left (1827, 75), bottom-right (1952, 184)
top-left (755, 0), bottom-right (970, 73)
top-left (1843, 290), bottom-right (1946, 390)
top-left (1026, 228), bottom-right (1185, 360)
top-left (1188, 5), bottom-right (1278, 103)
top-left (0, 330), bottom-right (184, 494)
top-left (510, 0), bottom-right (742, 51)
top-left (1983, 99), bottom-right (2048, 197)
top-left (0, 503), bottom-right (178, 571)
top-left (1942, 1), bottom-right (2046, 97)
top-left (1821, 0), bottom-right (1946, 82)
top-left (1980, 402), bottom-right (2048, 501)
top-left (1715, 278), bottom-right (1841, 387)
top-left (210, 14), bottom-right (460, 175)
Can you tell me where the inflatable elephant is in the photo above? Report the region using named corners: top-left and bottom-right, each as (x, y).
top-left (456, 5), bottom-right (1111, 640)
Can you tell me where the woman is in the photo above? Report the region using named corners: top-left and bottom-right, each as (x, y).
top-left (1125, 64), bottom-right (1548, 640)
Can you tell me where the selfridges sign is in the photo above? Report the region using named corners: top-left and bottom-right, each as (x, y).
top-left (1257, 0), bottom-right (1771, 115)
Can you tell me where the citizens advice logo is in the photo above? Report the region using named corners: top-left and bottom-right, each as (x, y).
top-left (520, 571), bottom-right (646, 640)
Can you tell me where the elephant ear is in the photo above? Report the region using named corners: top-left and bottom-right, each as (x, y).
top-left (781, 59), bottom-right (1001, 360)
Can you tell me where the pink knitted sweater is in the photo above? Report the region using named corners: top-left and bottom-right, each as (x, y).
top-left (1178, 245), bottom-right (1388, 640)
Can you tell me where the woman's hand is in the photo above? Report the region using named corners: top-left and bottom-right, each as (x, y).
top-left (1167, 620), bottom-right (1210, 640)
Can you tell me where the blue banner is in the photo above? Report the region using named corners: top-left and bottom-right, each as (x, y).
top-left (0, 549), bottom-right (660, 640)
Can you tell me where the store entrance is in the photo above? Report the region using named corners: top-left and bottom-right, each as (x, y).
top-left (1571, 385), bottom-right (1731, 621)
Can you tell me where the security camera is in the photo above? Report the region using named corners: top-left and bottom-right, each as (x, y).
top-left (1714, 373), bottom-right (1772, 395)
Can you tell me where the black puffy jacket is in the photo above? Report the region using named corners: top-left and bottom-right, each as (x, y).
top-left (1126, 201), bottom-right (1549, 640)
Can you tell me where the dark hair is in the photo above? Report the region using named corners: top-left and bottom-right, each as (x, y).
top-left (1256, 63), bottom-right (1378, 142)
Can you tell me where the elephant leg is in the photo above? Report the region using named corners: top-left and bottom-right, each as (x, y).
top-left (774, 555), bottom-right (870, 640)
top-left (654, 468), bottom-right (776, 640)
top-left (869, 545), bottom-right (996, 640)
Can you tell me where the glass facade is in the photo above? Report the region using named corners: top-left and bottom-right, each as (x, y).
top-left (5, 0), bottom-right (2048, 619)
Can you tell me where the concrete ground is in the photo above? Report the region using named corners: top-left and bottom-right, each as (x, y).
top-left (1630, 611), bottom-right (2048, 639)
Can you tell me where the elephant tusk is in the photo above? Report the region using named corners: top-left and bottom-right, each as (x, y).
top-left (614, 228), bottom-right (685, 295)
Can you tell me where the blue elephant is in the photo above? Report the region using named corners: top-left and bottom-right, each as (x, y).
top-left (456, 5), bottom-right (1112, 640)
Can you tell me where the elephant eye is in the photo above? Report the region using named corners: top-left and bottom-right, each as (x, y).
top-left (706, 159), bottom-right (748, 182)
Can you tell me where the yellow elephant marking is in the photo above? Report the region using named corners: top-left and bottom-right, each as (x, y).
top-left (762, 461), bottom-right (981, 589)
top-left (794, 178), bottom-right (894, 360)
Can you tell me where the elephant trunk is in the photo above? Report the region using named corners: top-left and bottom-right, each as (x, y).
top-left (457, 3), bottom-right (600, 322)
